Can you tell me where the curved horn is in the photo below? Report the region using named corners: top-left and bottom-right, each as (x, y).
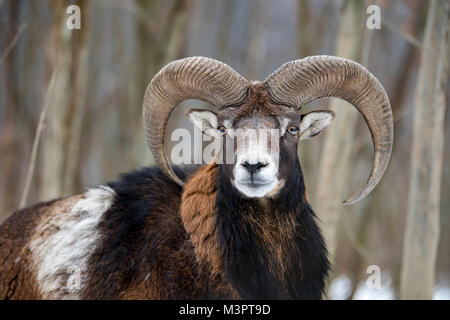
top-left (264, 55), bottom-right (393, 204)
top-left (143, 57), bottom-right (248, 186)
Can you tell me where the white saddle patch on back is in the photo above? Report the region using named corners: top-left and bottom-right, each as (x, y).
top-left (30, 185), bottom-right (115, 299)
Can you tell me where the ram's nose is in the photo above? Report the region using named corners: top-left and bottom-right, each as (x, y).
top-left (241, 161), bottom-right (268, 175)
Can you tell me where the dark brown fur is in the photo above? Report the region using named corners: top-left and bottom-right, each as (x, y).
top-left (219, 82), bottom-right (296, 124)
top-left (75, 166), bottom-right (234, 299)
top-left (180, 162), bottom-right (238, 299)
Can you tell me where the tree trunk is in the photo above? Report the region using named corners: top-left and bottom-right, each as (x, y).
top-left (131, 0), bottom-right (188, 167)
top-left (0, 1), bottom-right (22, 220)
top-left (63, 2), bottom-right (90, 196)
top-left (314, 0), bottom-right (364, 262)
top-left (400, 0), bottom-right (449, 300)
top-left (39, 1), bottom-right (89, 201)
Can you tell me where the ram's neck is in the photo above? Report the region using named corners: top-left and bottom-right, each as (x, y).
top-left (215, 164), bottom-right (329, 299)
top-left (180, 162), bottom-right (237, 299)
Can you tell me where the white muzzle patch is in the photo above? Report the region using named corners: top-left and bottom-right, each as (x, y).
top-left (232, 128), bottom-right (281, 198)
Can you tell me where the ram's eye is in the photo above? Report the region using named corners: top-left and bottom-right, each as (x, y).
top-left (217, 126), bottom-right (226, 134)
top-left (287, 125), bottom-right (299, 135)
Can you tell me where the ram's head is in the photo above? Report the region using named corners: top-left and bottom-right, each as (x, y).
top-left (143, 56), bottom-right (393, 204)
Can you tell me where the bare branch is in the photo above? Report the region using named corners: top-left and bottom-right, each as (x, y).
top-left (0, 22), bottom-right (27, 66)
top-left (382, 17), bottom-right (422, 48)
top-left (20, 71), bottom-right (57, 209)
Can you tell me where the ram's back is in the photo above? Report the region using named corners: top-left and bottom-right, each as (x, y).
top-left (0, 196), bottom-right (81, 299)
top-left (0, 166), bottom-right (205, 299)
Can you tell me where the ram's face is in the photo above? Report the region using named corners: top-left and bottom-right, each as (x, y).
top-left (187, 91), bottom-right (335, 198)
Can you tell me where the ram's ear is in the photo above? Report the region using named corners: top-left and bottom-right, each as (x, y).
top-left (186, 108), bottom-right (221, 137)
top-left (299, 110), bottom-right (335, 141)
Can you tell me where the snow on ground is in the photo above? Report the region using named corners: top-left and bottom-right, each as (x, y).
top-left (328, 273), bottom-right (449, 300)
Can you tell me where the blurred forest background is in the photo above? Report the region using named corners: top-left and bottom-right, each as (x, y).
top-left (0, 0), bottom-right (449, 299)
